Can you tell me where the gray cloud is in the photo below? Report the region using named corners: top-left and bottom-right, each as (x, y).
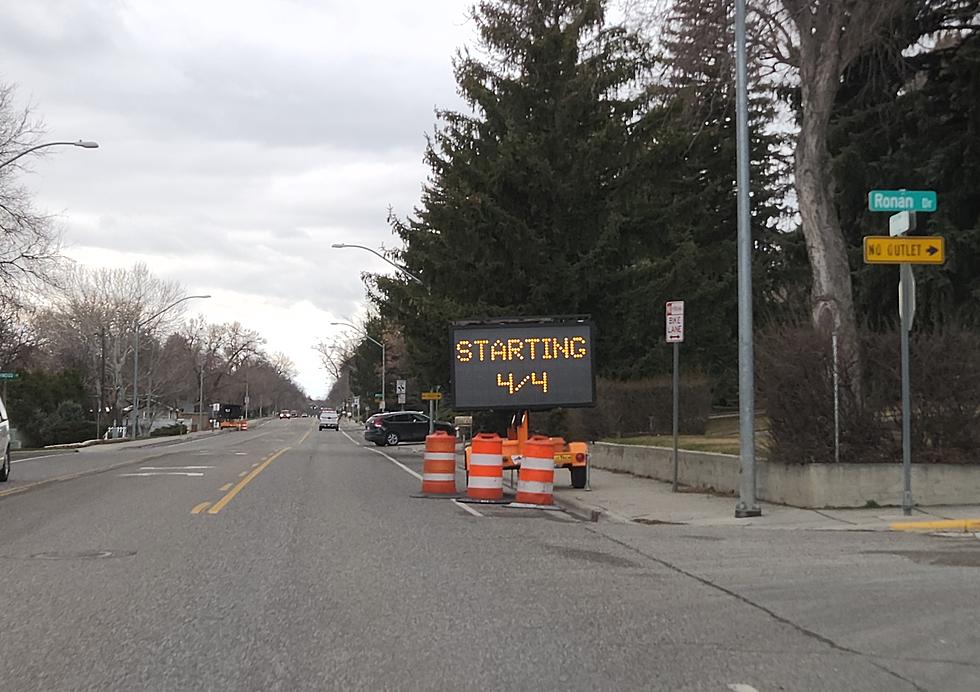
top-left (1, 0), bottom-right (474, 396)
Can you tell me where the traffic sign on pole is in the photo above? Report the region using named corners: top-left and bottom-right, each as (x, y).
top-left (863, 236), bottom-right (945, 264)
top-left (0, 372), bottom-right (19, 381)
top-left (421, 392), bottom-right (442, 401)
top-left (868, 190), bottom-right (937, 213)
top-left (665, 301), bottom-right (684, 343)
top-left (395, 379), bottom-right (406, 395)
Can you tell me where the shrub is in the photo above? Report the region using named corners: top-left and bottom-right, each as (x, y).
top-left (563, 376), bottom-right (711, 441)
top-left (759, 325), bottom-right (980, 464)
top-left (149, 423), bottom-right (188, 438)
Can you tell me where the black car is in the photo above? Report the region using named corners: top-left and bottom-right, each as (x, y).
top-left (364, 411), bottom-right (455, 446)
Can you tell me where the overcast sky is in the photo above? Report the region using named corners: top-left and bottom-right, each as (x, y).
top-left (1, 0), bottom-right (474, 397)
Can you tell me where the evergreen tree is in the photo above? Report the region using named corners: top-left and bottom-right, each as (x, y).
top-left (613, 0), bottom-right (796, 398)
top-left (831, 27), bottom-right (980, 329)
top-left (372, 0), bottom-right (655, 390)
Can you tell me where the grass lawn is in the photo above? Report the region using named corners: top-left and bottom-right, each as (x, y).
top-left (601, 413), bottom-right (770, 457)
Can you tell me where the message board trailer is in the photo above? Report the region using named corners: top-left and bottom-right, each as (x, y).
top-left (451, 317), bottom-right (596, 411)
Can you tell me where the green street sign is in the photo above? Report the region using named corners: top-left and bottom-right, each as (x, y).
top-left (0, 372), bottom-right (19, 381)
top-left (868, 190), bottom-right (937, 213)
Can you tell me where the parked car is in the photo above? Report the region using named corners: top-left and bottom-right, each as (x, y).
top-left (0, 395), bottom-right (10, 482)
top-left (363, 411), bottom-right (454, 446)
top-left (318, 409), bottom-right (340, 431)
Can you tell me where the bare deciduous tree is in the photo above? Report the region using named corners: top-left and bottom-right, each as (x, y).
top-left (0, 83), bottom-right (62, 291)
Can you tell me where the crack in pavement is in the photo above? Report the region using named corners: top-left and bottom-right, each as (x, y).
top-left (586, 527), bottom-right (932, 692)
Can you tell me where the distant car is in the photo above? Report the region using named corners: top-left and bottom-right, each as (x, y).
top-left (0, 395), bottom-right (10, 482)
top-left (279, 410), bottom-right (290, 419)
top-left (318, 409), bottom-right (340, 431)
top-left (301, 412), bottom-right (309, 418)
top-left (363, 411), bottom-right (454, 446)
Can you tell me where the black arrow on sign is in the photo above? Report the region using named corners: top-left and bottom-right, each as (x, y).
top-left (926, 245), bottom-right (939, 256)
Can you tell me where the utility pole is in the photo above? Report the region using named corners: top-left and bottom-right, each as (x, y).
top-left (734, 0), bottom-right (761, 517)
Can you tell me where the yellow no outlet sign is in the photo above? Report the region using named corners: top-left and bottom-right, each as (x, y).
top-left (863, 236), bottom-right (945, 264)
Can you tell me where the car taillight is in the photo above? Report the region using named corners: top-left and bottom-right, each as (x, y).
top-left (575, 453), bottom-right (585, 463)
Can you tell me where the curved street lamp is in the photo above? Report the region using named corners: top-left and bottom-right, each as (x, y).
top-left (331, 321), bottom-right (386, 412)
top-left (331, 243), bottom-right (425, 287)
top-left (133, 294), bottom-right (211, 437)
top-left (0, 140), bottom-right (99, 171)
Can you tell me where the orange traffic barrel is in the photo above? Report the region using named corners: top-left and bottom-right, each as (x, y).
top-left (240, 420), bottom-right (249, 431)
top-left (421, 430), bottom-right (457, 495)
top-left (467, 433), bottom-right (503, 502)
top-left (515, 435), bottom-right (555, 506)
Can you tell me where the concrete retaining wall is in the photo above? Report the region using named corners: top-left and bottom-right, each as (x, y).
top-left (591, 442), bottom-right (980, 508)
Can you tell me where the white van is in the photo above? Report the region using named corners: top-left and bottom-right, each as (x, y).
top-left (318, 409), bottom-right (340, 431)
top-left (0, 396), bottom-right (10, 482)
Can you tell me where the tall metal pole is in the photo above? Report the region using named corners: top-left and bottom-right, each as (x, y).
top-left (734, 0), bottom-right (761, 517)
top-left (672, 341), bottom-right (680, 492)
top-left (380, 343), bottom-right (386, 413)
top-left (900, 265), bottom-right (913, 515)
top-left (199, 367), bottom-right (204, 433)
top-left (832, 329), bottom-right (840, 464)
top-left (133, 323), bottom-right (140, 438)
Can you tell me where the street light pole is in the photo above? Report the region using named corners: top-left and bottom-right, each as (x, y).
top-left (330, 322), bottom-right (385, 412)
top-left (331, 243), bottom-right (426, 287)
top-left (133, 294), bottom-right (211, 438)
top-left (0, 140), bottom-right (99, 170)
top-left (733, 0), bottom-right (761, 518)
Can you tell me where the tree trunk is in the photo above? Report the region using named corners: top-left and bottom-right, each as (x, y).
top-left (794, 51), bottom-right (863, 403)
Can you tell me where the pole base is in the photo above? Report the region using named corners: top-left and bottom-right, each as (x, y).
top-left (734, 506), bottom-right (762, 518)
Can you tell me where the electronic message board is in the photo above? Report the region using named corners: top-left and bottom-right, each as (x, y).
top-left (451, 320), bottom-right (595, 410)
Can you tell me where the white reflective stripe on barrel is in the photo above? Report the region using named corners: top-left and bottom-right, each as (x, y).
top-left (424, 452), bottom-right (456, 461)
top-left (470, 453), bottom-right (502, 467)
top-left (520, 456), bottom-right (554, 471)
top-left (467, 476), bottom-right (503, 489)
top-left (517, 480), bottom-right (553, 495)
top-left (423, 473), bottom-right (456, 483)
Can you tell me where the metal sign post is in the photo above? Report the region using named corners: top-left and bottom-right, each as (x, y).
top-left (867, 198), bottom-right (941, 515)
top-left (899, 264), bottom-right (914, 515)
top-left (666, 301), bottom-right (684, 492)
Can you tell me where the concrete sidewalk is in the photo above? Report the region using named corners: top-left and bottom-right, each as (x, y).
top-left (553, 466), bottom-right (980, 532)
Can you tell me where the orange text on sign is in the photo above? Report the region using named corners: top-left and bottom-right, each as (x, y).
top-left (455, 337), bottom-right (588, 363)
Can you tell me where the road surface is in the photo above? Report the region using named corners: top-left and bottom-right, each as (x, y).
top-left (0, 418), bottom-right (977, 690)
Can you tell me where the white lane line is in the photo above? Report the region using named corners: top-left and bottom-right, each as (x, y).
top-left (452, 499), bottom-right (484, 517)
top-left (139, 466), bottom-right (214, 470)
top-left (118, 472), bottom-right (205, 477)
top-left (11, 453), bottom-right (76, 464)
top-left (728, 684), bottom-right (760, 692)
top-left (340, 429), bottom-right (421, 480)
top-left (340, 429), bottom-right (483, 517)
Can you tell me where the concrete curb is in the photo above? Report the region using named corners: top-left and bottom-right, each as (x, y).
top-left (890, 519), bottom-right (980, 533)
top-left (552, 491), bottom-right (633, 524)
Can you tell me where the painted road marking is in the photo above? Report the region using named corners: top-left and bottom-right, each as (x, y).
top-left (728, 685), bottom-right (760, 692)
top-left (11, 453), bottom-right (77, 464)
top-left (340, 429), bottom-right (484, 518)
top-left (139, 466), bottom-right (214, 470)
top-left (191, 502), bottom-right (212, 514)
top-left (891, 519), bottom-right (980, 532)
top-left (119, 472), bottom-right (205, 477)
top-left (452, 499), bottom-right (484, 517)
top-left (238, 471), bottom-right (248, 477)
top-left (219, 483), bottom-right (233, 491)
top-left (234, 452), bottom-right (248, 455)
top-left (206, 447), bottom-right (291, 515)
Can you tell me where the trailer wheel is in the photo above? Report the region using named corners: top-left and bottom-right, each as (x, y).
top-left (570, 466), bottom-right (587, 489)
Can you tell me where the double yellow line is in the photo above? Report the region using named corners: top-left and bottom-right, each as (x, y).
top-left (193, 429), bottom-right (311, 515)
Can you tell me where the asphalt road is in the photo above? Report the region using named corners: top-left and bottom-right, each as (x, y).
top-left (0, 419), bottom-right (977, 691)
